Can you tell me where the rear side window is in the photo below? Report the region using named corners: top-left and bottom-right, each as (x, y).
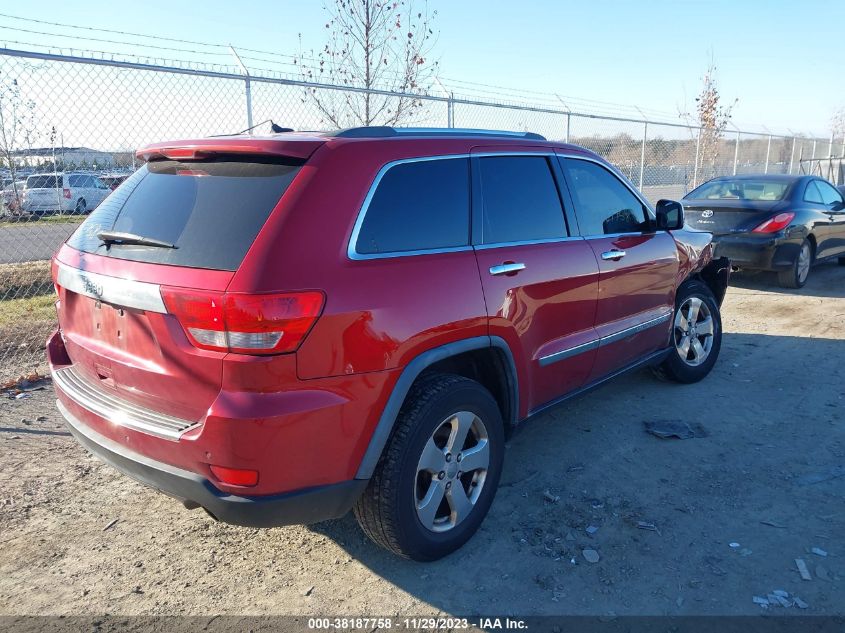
top-left (27, 175), bottom-right (61, 189)
top-left (803, 181), bottom-right (824, 204)
top-left (815, 180), bottom-right (844, 205)
top-left (478, 156), bottom-right (567, 244)
top-left (355, 158), bottom-right (470, 255)
top-left (563, 159), bottom-right (649, 235)
top-left (67, 157), bottom-right (302, 271)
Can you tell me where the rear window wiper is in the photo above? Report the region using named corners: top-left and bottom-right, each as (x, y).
top-left (96, 230), bottom-right (178, 249)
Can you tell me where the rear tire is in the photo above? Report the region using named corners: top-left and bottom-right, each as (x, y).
top-left (652, 280), bottom-right (722, 384)
top-left (74, 198), bottom-right (87, 215)
top-left (353, 374), bottom-right (505, 561)
top-left (778, 239), bottom-right (812, 288)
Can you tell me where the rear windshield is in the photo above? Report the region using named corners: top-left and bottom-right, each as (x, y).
top-left (27, 175), bottom-right (62, 189)
top-left (66, 156), bottom-right (303, 271)
top-left (687, 179), bottom-right (790, 201)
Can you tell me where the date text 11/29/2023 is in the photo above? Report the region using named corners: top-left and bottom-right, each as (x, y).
top-left (307, 617), bottom-right (529, 630)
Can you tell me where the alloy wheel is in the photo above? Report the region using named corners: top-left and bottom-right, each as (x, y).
top-left (797, 243), bottom-right (811, 284)
top-left (414, 411), bottom-right (490, 533)
top-left (673, 296), bottom-right (715, 367)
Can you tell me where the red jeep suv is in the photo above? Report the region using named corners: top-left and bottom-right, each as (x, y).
top-left (49, 127), bottom-right (730, 560)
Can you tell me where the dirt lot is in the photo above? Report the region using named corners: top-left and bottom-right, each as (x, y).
top-left (0, 264), bottom-right (843, 617)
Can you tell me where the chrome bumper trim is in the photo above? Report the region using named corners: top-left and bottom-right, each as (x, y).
top-left (52, 365), bottom-right (199, 440)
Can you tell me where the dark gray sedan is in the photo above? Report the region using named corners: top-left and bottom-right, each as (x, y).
top-left (683, 175), bottom-right (845, 288)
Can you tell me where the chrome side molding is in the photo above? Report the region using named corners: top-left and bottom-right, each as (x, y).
top-left (538, 311), bottom-right (672, 366)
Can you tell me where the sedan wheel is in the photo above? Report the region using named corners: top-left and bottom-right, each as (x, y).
top-left (778, 239), bottom-right (812, 289)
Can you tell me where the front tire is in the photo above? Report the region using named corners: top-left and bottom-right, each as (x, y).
top-left (778, 239), bottom-right (812, 288)
top-left (652, 280), bottom-right (722, 384)
top-left (74, 198), bottom-right (87, 215)
top-left (353, 374), bottom-right (505, 561)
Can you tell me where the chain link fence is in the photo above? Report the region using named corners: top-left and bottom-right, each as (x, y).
top-left (1, 47), bottom-right (844, 381)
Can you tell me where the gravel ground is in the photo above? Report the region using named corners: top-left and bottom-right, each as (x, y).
top-left (0, 263), bottom-right (843, 617)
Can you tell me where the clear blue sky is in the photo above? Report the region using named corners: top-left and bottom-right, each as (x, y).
top-left (1, 0), bottom-right (843, 136)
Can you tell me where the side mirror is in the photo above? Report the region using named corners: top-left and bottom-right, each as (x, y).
top-left (655, 199), bottom-right (684, 231)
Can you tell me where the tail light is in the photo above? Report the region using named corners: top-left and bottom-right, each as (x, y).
top-left (62, 188), bottom-right (71, 199)
top-left (160, 287), bottom-right (324, 355)
top-left (209, 465), bottom-right (258, 487)
top-left (752, 212), bottom-right (794, 233)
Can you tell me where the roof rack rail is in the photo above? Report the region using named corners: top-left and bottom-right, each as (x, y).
top-left (330, 126), bottom-right (546, 141)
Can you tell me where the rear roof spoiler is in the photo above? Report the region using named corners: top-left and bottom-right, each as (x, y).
top-left (137, 136), bottom-right (325, 162)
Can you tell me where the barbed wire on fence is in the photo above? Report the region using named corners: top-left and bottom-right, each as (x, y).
top-left (0, 46), bottom-right (844, 381)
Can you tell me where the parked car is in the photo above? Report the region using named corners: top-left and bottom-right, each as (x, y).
top-left (98, 173), bottom-right (129, 190)
top-left (48, 127), bottom-right (730, 560)
top-left (2, 179), bottom-right (27, 214)
top-left (22, 172), bottom-right (111, 215)
top-left (683, 174), bottom-right (845, 288)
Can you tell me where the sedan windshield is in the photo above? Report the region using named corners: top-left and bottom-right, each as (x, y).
top-left (687, 180), bottom-right (789, 201)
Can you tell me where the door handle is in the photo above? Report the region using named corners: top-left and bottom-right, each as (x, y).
top-left (489, 262), bottom-right (526, 276)
top-left (601, 250), bottom-right (626, 261)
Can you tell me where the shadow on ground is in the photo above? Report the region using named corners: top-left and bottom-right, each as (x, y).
top-left (309, 332), bottom-right (845, 615)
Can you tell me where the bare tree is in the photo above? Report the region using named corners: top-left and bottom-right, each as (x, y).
top-left (680, 63), bottom-right (737, 180)
top-left (298, 0), bottom-right (438, 128)
top-left (0, 72), bottom-right (37, 214)
top-left (831, 105), bottom-right (845, 151)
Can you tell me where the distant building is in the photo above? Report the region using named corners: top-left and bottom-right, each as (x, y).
top-left (10, 147), bottom-right (115, 169)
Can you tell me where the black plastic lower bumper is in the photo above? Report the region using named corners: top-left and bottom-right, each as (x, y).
top-left (712, 233), bottom-right (799, 271)
top-left (58, 400), bottom-right (367, 528)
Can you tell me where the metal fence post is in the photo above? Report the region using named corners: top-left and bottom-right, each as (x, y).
top-left (693, 128), bottom-right (701, 188)
top-left (229, 45), bottom-right (253, 133)
top-left (764, 135), bottom-right (771, 174)
top-left (789, 137), bottom-right (796, 174)
top-left (447, 92), bottom-right (454, 128)
top-left (828, 133), bottom-right (834, 158)
top-left (565, 113), bottom-right (571, 144)
top-left (639, 122), bottom-right (647, 189)
top-left (733, 131), bottom-right (740, 175)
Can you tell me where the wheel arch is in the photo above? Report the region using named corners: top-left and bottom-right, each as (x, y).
top-left (690, 256), bottom-right (731, 306)
top-left (354, 336), bottom-right (518, 480)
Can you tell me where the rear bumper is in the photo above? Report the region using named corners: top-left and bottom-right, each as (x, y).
top-left (712, 232), bottom-right (800, 271)
top-left (59, 399), bottom-right (366, 526)
top-left (22, 198), bottom-right (73, 213)
top-left (47, 327), bottom-right (395, 525)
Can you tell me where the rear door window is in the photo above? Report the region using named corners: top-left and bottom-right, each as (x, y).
top-left (27, 175), bottom-right (61, 189)
top-left (562, 158), bottom-right (649, 235)
top-left (477, 155), bottom-right (567, 244)
top-left (354, 158), bottom-right (470, 255)
top-left (67, 156), bottom-right (303, 271)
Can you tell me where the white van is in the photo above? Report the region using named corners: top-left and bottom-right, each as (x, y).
top-left (23, 172), bottom-right (110, 215)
